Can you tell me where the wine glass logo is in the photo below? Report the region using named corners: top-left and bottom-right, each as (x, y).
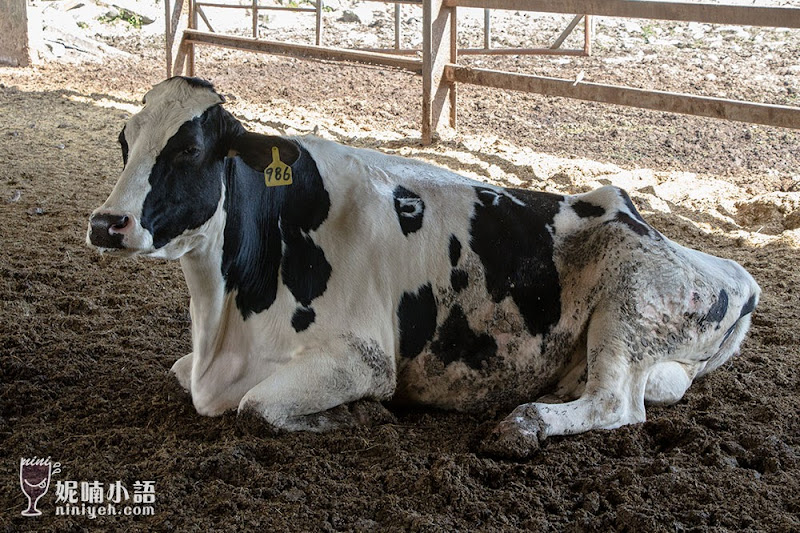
top-left (19, 458), bottom-right (53, 517)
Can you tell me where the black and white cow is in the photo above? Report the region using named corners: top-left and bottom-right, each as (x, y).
top-left (87, 77), bottom-right (760, 457)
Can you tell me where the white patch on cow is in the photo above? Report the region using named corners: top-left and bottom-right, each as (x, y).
top-left (396, 196), bottom-right (424, 218)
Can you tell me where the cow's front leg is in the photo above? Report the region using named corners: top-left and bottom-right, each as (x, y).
top-left (482, 309), bottom-right (648, 458)
top-left (170, 352), bottom-right (193, 391)
top-left (238, 340), bottom-right (396, 432)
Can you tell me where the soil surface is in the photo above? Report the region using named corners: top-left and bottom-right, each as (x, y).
top-left (1, 3), bottom-right (800, 531)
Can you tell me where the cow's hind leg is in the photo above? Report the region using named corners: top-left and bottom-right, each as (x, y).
top-left (238, 338), bottom-right (396, 432)
top-left (482, 308), bottom-right (649, 458)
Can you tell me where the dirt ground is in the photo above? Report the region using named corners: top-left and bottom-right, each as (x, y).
top-left (2, 4), bottom-right (800, 531)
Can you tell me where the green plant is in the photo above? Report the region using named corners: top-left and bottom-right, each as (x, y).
top-left (642, 24), bottom-right (656, 43)
top-left (97, 9), bottom-right (143, 29)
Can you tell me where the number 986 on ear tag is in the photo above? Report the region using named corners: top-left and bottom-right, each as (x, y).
top-left (264, 146), bottom-right (293, 187)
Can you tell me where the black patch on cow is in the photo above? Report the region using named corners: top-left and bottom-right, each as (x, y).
top-left (450, 269), bottom-right (469, 293)
top-left (220, 111), bottom-right (331, 319)
top-left (291, 307), bottom-right (316, 332)
top-left (393, 185), bottom-right (425, 236)
top-left (572, 200), bottom-right (605, 218)
top-left (740, 293), bottom-right (757, 318)
top-left (619, 188), bottom-right (648, 224)
top-left (469, 186), bottom-right (564, 337)
top-left (449, 235), bottom-right (462, 267)
top-left (719, 292), bottom-right (758, 346)
top-left (431, 305), bottom-right (497, 369)
top-left (705, 289), bottom-right (729, 324)
top-left (118, 127), bottom-right (129, 167)
top-left (614, 212), bottom-right (651, 237)
top-left (281, 226), bottom-right (332, 307)
top-left (397, 283), bottom-right (437, 359)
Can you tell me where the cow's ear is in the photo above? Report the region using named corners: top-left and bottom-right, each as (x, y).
top-left (228, 133), bottom-right (300, 172)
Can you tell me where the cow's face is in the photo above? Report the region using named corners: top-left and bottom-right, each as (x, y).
top-left (87, 77), bottom-right (236, 259)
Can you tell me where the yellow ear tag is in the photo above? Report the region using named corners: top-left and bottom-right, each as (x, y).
top-left (264, 146), bottom-right (293, 187)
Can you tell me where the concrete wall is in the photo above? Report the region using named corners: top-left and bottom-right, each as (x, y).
top-left (0, 0), bottom-right (31, 66)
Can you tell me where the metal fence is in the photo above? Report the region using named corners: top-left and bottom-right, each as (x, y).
top-left (165, 0), bottom-right (800, 143)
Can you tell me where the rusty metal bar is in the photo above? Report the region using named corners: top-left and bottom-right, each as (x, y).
top-left (584, 14), bottom-right (591, 56)
top-left (196, 2), bottom-right (315, 11)
top-left (165, 0), bottom-right (172, 76)
top-left (395, 3), bottom-right (401, 49)
top-left (196, 5), bottom-right (215, 32)
top-left (422, 0), bottom-right (456, 143)
top-left (251, 0), bottom-right (258, 37)
top-left (442, 0), bottom-right (800, 28)
top-left (187, 0), bottom-right (197, 75)
top-left (356, 46), bottom-right (585, 56)
top-left (445, 65), bottom-right (800, 129)
top-left (315, 0), bottom-right (323, 45)
top-left (550, 14), bottom-right (582, 49)
top-left (483, 8), bottom-right (490, 50)
top-left (182, 29), bottom-right (423, 72)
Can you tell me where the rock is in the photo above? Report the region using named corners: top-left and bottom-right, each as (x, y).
top-left (339, 6), bottom-right (373, 25)
top-left (735, 192), bottom-right (800, 234)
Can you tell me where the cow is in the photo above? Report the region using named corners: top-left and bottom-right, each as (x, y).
top-left (87, 77), bottom-right (760, 458)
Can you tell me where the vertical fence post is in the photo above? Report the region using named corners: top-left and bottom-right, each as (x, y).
top-left (450, 5), bottom-right (457, 129)
top-left (395, 3), bottom-right (401, 50)
top-left (483, 8), bottom-right (490, 51)
top-left (187, 0), bottom-right (197, 76)
top-left (316, 0), bottom-right (324, 45)
top-left (422, 0), bottom-right (456, 144)
top-left (252, 0), bottom-right (258, 38)
top-left (584, 14), bottom-right (592, 56)
top-left (165, 0), bottom-right (172, 76)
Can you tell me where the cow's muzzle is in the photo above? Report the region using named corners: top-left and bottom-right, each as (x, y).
top-left (88, 212), bottom-right (132, 249)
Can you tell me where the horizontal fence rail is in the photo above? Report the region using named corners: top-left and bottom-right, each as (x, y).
top-left (181, 29), bottom-right (423, 72)
top-left (446, 65), bottom-right (800, 129)
top-left (444, 0), bottom-right (800, 28)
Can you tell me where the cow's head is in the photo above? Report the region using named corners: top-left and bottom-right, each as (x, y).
top-left (87, 76), bottom-right (299, 259)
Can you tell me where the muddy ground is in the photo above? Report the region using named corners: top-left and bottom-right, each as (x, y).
top-left (1, 4), bottom-right (800, 531)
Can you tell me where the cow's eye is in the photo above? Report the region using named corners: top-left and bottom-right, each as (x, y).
top-left (182, 146), bottom-right (201, 157)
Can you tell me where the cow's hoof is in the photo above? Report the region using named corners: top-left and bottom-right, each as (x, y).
top-left (479, 406), bottom-right (546, 459)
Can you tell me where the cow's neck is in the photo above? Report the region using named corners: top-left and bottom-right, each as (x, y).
top-left (179, 199), bottom-right (228, 378)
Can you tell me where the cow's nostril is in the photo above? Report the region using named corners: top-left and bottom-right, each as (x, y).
top-left (111, 215), bottom-right (130, 232)
top-left (89, 213), bottom-right (129, 249)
